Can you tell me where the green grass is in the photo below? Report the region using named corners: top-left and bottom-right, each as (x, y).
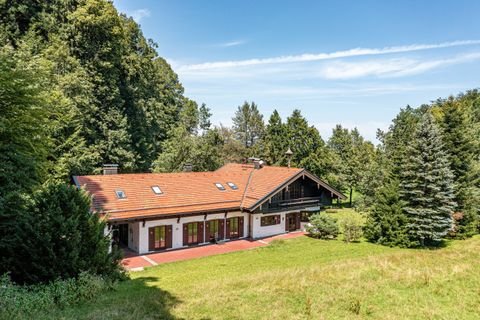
top-left (42, 215), bottom-right (480, 319)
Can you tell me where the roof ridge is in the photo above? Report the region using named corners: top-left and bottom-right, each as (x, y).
top-left (239, 168), bottom-right (255, 209)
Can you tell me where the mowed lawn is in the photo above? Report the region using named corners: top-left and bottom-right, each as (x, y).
top-left (44, 230), bottom-right (480, 320)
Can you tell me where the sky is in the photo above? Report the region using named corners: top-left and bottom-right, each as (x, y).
top-left (113, 0), bottom-right (480, 142)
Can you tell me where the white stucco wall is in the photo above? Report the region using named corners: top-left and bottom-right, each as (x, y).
top-left (128, 222), bottom-right (140, 252)
top-left (137, 211), bottom-right (249, 254)
top-left (251, 212), bottom-right (287, 238)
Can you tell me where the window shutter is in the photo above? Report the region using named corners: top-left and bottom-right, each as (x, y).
top-left (295, 212), bottom-right (301, 230)
top-left (285, 214), bottom-right (289, 231)
top-left (219, 219), bottom-right (225, 239)
top-left (166, 225), bottom-right (173, 248)
top-left (198, 222), bottom-right (204, 243)
top-left (148, 227), bottom-right (155, 251)
top-left (183, 223), bottom-right (188, 246)
top-left (239, 217), bottom-right (244, 238)
top-left (226, 219), bottom-right (231, 239)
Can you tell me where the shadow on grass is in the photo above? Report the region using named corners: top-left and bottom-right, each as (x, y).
top-left (44, 276), bottom-right (185, 320)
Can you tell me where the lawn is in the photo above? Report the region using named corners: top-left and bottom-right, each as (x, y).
top-left (42, 226), bottom-right (480, 320)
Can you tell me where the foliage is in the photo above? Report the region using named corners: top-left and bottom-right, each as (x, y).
top-left (306, 213), bottom-right (339, 239)
top-left (0, 272), bottom-right (114, 320)
top-left (232, 101), bottom-right (265, 148)
top-left (338, 211), bottom-right (364, 242)
top-left (399, 112), bottom-right (456, 247)
top-left (364, 179), bottom-right (412, 247)
top-left (8, 183), bottom-right (124, 284)
top-left (328, 125), bottom-right (375, 205)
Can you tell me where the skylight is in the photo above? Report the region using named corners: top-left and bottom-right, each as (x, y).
top-left (151, 186), bottom-right (162, 195)
top-left (227, 182), bottom-right (238, 190)
top-left (115, 189), bottom-right (126, 199)
top-left (215, 183), bottom-right (226, 191)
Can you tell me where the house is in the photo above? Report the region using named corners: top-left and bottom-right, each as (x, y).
top-left (73, 162), bottom-right (346, 254)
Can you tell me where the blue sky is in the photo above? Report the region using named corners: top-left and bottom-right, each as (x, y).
top-left (113, 0), bottom-right (480, 142)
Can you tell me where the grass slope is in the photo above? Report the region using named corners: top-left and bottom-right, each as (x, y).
top-left (45, 234), bottom-right (480, 319)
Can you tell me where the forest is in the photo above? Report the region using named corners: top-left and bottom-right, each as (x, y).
top-left (1, 0), bottom-right (479, 300)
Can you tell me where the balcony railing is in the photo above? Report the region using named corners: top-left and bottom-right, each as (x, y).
top-left (260, 196), bottom-right (323, 213)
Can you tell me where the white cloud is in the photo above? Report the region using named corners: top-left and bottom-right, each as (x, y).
top-left (178, 40), bottom-right (480, 71)
top-left (130, 9), bottom-right (150, 23)
top-left (320, 52), bottom-right (480, 79)
top-left (217, 40), bottom-right (247, 47)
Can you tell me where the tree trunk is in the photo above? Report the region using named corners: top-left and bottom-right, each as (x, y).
top-left (349, 188), bottom-right (353, 207)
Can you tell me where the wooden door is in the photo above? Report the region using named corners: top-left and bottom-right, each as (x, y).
top-left (295, 212), bottom-right (301, 230)
top-left (149, 225), bottom-right (171, 251)
top-left (183, 222), bottom-right (204, 246)
top-left (239, 216), bottom-right (244, 237)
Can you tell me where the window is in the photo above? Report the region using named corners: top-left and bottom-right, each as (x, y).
top-left (154, 226), bottom-right (166, 249)
top-left (151, 186), bottom-right (162, 195)
top-left (227, 182), bottom-right (238, 190)
top-left (115, 189), bottom-right (126, 199)
top-left (187, 222), bottom-right (199, 244)
top-left (229, 217), bottom-right (239, 238)
top-left (215, 183), bottom-right (226, 191)
top-left (207, 220), bottom-right (219, 241)
top-left (261, 215), bottom-right (281, 226)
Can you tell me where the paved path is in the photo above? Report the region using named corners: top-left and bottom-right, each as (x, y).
top-left (122, 231), bottom-right (305, 271)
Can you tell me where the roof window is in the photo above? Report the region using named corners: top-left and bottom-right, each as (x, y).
top-left (115, 189), bottom-right (127, 199)
top-left (151, 186), bottom-right (163, 195)
top-left (227, 182), bottom-right (238, 190)
top-left (215, 183), bottom-right (226, 191)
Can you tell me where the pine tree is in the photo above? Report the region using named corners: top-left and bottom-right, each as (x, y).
top-left (399, 112), bottom-right (456, 246)
top-left (263, 110), bottom-right (288, 165)
top-left (364, 179), bottom-right (412, 247)
top-left (437, 95), bottom-right (480, 236)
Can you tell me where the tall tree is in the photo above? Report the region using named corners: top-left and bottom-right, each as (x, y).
top-left (328, 125), bottom-right (374, 206)
top-left (232, 101), bottom-right (265, 148)
top-left (436, 95), bottom-right (480, 236)
top-left (263, 110), bottom-right (288, 165)
top-left (399, 112), bottom-right (456, 246)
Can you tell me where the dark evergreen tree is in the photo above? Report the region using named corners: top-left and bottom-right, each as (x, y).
top-left (399, 112), bottom-right (456, 246)
top-left (263, 110), bottom-right (288, 165)
top-left (436, 95), bottom-right (480, 237)
top-left (364, 179), bottom-right (411, 247)
top-left (12, 183), bottom-right (123, 284)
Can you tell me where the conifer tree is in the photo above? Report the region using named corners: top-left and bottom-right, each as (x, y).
top-left (399, 112), bottom-right (456, 246)
top-left (263, 110), bottom-right (288, 165)
top-left (364, 179), bottom-right (411, 247)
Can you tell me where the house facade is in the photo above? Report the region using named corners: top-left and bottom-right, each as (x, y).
top-left (74, 162), bottom-right (345, 254)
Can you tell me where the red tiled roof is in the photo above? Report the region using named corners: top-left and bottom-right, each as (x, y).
top-left (74, 163), bottom-right (342, 221)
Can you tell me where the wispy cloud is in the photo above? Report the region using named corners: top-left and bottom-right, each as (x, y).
top-left (130, 9), bottom-right (150, 23)
top-left (217, 40), bottom-right (247, 47)
top-left (179, 40), bottom-right (480, 71)
top-left (320, 52), bottom-right (480, 79)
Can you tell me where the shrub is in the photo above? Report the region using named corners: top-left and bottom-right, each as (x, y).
top-left (0, 272), bottom-right (115, 319)
top-left (10, 182), bottom-right (125, 284)
top-left (306, 213), bottom-right (339, 239)
top-left (339, 212), bottom-right (364, 243)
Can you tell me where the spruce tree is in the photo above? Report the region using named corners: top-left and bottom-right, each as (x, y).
top-left (364, 179), bottom-right (411, 247)
top-left (263, 110), bottom-right (288, 165)
top-left (399, 112), bottom-right (456, 246)
top-left (232, 101), bottom-right (265, 148)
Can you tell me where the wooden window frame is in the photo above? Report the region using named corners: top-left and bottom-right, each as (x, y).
top-left (260, 215), bottom-right (281, 227)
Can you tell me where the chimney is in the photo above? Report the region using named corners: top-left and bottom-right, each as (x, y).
top-left (183, 163), bottom-right (193, 172)
top-left (253, 159), bottom-right (265, 169)
top-left (102, 164), bottom-right (119, 175)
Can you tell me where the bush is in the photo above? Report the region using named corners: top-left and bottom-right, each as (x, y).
top-left (306, 213), bottom-right (339, 239)
top-left (0, 272), bottom-right (115, 319)
top-left (339, 212), bottom-right (364, 243)
top-left (9, 182), bottom-right (125, 284)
